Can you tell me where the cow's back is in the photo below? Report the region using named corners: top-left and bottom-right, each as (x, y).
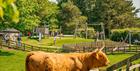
top-left (26, 51), bottom-right (47, 71)
top-left (26, 52), bottom-right (80, 71)
top-left (45, 53), bottom-right (77, 71)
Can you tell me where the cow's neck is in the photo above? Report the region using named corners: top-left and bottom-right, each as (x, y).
top-left (77, 53), bottom-right (95, 71)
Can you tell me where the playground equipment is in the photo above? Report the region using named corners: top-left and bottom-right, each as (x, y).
top-left (123, 31), bottom-right (140, 45)
top-left (74, 22), bottom-right (105, 39)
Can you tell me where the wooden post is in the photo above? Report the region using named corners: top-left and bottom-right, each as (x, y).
top-left (126, 60), bottom-right (131, 71)
top-left (105, 46), bottom-right (107, 54)
top-left (39, 47), bottom-right (41, 51)
top-left (88, 42), bottom-right (92, 51)
top-left (75, 43), bottom-right (77, 51)
top-left (8, 40), bottom-right (10, 48)
top-left (118, 47), bottom-right (119, 53)
top-left (124, 46), bottom-right (126, 53)
top-left (16, 41), bottom-right (18, 48)
top-left (31, 46), bottom-right (33, 51)
top-left (136, 46), bottom-right (138, 53)
top-left (23, 44), bottom-right (25, 51)
top-left (111, 48), bottom-right (113, 54)
top-left (83, 46), bottom-right (85, 52)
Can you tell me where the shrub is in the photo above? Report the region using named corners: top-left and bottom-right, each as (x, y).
top-left (77, 28), bottom-right (95, 39)
top-left (110, 28), bottom-right (140, 43)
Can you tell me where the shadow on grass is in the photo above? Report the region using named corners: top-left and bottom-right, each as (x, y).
top-left (0, 51), bottom-right (14, 56)
top-left (48, 43), bottom-right (54, 46)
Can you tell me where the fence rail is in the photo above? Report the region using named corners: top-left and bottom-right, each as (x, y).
top-left (106, 52), bottom-right (140, 71)
top-left (0, 40), bottom-right (63, 53)
top-left (1, 40), bottom-right (140, 54)
top-left (63, 41), bottom-right (140, 54)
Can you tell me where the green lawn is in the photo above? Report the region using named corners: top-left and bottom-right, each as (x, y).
top-left (21, 37), bottom-right (94, 47)
top-left (1, 49), bottom-right (139, 71)
top-left (0, 49), bottom-right (27, 71)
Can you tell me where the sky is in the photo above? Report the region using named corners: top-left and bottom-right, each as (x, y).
top-left (49, 0), bottom-right (58, 3)
top-left (133, 0), bottom-right (140, 17)
top-left (48, 0), bottom-right (140, 17)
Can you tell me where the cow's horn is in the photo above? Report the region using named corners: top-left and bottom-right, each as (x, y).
top-left (99, 41), bottom-right (105, 51)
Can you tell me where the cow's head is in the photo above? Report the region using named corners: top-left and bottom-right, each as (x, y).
top-left (90, 42), bottom-right (110, 68)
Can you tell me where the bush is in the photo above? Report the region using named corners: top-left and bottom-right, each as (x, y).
top-left (77, 28), bottom-right (95, 39)
top-left (110, 28), bottom-right (140, 43)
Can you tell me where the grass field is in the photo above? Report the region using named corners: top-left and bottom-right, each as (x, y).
top-left (21, 37), bottom-right (93, 47)
top-left (0, 49), bottom-right (139, 71)
top-left (0, 49), bottom-right (27, 71)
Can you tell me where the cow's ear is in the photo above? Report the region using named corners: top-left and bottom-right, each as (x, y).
top-left (94, 49), bottom-right (100, 53)
top-left (99, 41), bottom-right (105, 51)
top-left (92, 52), bottom-right (99, 60)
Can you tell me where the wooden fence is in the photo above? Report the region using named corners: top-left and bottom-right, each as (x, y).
top-left (106, 52), bottom-right (140, 71)
top-left (63, 40), bottom-right (140, 54)
top-left (0, 40), bottom-right (63, 53)
top-left (1, 40), bottom-right (140, 54)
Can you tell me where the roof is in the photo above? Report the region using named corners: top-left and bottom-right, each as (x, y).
top-left (0, 32), bottom-right (4, 36)
top-left (0, 28), bottom-right (20, 33)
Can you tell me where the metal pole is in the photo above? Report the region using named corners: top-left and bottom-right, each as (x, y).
top-left (74, 24), bottom-right (77, 38)
top-left (129, 31), bottom-right (131, 51)
top-left (101, 23), bottom-right (105, 40)
top-left (129, 31), bottom-right (131, 45)
top-left (85, 23), bottom-right (88, 39)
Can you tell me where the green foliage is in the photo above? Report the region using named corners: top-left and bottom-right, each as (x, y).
top-left (77, 28), bottom-right (95, 39)
top-left (110, 28), bottom-right (140, 42)
top-left (0, 0), bottom-right (139, 36)
top-left (59, 1), bottom-right (87, 34)
top-left (133, 18), bottom-right (140, 27)
top-left (92, 0), bottom-right (139, 37)
top-left (58, 0), bottom-right (96, 23)
top-left (0, 0), bottom-right (19, 23)
top-left (59, 0), bottom-right (139, 37)
top-left (16, 0), bottom-right (59, 31)
top-left (36, 0), bottom-right (59, 30)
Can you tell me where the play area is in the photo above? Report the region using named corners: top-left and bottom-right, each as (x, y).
top-left (1, 33), bottom-right (140, 71)
top-left (1, 0), bottom-right (140, 71)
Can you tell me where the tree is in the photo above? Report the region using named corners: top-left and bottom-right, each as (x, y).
top-left (92, 0), bottom-right (139, 37)
top-left (16, 0), bottom-right (40, 31)
top-left (59, 1), bottom-right (87, 34)
top-left (0, 0), bottom-right (19, 23)
top-left (36, 0), bottom-right (59, 32)
top-left (58, 0), bottom-right (96, 23)
top-left (0, 0), bottom-right (19, 30)
top-left (16, 0), bottom-right (59, 32)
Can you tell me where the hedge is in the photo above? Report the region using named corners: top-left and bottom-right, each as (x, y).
top-left (110, 28), bottom-right (140, 43)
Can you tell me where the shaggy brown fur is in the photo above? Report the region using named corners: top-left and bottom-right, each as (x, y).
top-left (26, 45), bottom-right (109, 71)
